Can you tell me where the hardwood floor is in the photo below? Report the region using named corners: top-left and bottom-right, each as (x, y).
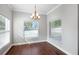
top-left (6, 42), bottom-right (66, 55)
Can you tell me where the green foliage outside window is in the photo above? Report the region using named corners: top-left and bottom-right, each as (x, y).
top-left (24, 22), bottom-right (32, 30)
top-left (0, 15), bottom-right (5, 30)
top-left (50, 19), bottom-right (61, 28)
top-left (24, 21), bottom-right (39, 31)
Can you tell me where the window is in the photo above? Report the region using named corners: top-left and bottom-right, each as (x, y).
top-left (0, 15), bottom-right (10, 32)
top-left (0, 15), bottom-right (5, 31)
top-left (49, 19), bottom-right (62, 41)
top-left (24, 21), bottom-right (39, 38)
top-left (0, 15), bottom-right (10, 49)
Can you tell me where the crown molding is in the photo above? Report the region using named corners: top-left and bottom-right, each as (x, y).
top-left (47, 4), bottom-right (62, 15)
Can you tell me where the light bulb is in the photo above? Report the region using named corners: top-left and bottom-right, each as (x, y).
top-left (38, 16), bottom-right (40, 19)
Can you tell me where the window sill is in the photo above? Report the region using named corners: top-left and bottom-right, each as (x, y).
top-left (0, 31), bottom-right (10, 34)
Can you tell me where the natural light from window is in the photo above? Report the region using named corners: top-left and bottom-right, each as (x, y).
top-left (0, 15), bottom-right (10, 49)
top-left (24, 21), bottom-right (39, 38)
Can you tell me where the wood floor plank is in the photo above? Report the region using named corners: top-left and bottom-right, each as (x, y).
top-left (6, 42), bottom-right (66, 55)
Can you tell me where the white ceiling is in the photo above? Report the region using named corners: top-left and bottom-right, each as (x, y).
top-left (12, 4), bottom-right (58, 15)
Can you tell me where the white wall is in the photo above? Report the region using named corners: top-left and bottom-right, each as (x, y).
top-left (13, 11), bottom-right (47, 43)
top-left (47, 4), bottom-right (78, 55)
top-left (78, 5), bottom-right (79, 55)
top-left (0, 4), bottom-right (12, 54)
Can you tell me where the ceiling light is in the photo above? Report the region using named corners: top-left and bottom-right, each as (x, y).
top-left (31, 4), bottom-right (40, 20)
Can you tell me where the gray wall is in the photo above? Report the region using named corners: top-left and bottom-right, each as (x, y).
top-left (13, 11), bottom-right (47, 43)
top-left (47, 4), bottom-right (78, 55)
top-left (0, 4), bottom-right (12, 54)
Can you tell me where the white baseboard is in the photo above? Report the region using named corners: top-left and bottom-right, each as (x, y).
top-left (2, 40), bottom-right (69, 55)
top-left (47, 40), bottom-right (71, 55)
top-left (2, 44), bottom-right (13, 55)
top-left (2, 40), bottom-right (46, 55)
top-left (12, 40), bottom-right (47, 46)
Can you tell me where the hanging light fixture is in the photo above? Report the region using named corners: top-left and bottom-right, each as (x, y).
top-left (31, 4), bottom-right (40, 20)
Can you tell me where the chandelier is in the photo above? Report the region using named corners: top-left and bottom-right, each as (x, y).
top-left (31, 5), bottom-right (40, 20)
